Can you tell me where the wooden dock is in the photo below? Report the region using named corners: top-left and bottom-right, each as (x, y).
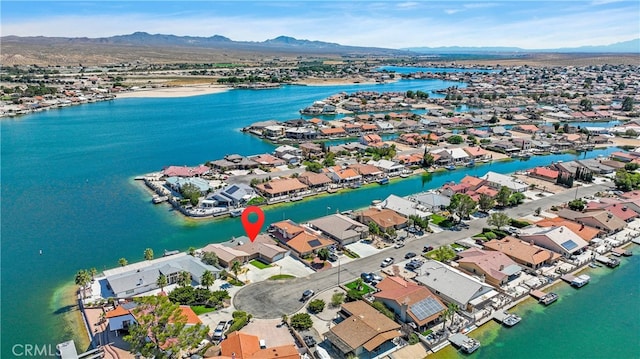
top-left (530, 289), bottom-right (547, 300)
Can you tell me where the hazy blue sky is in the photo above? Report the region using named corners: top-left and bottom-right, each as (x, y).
top-left (2, 1), bottom-right (639, 49)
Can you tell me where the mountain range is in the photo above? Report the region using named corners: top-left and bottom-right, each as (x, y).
top-left (404, 39), bottom-right (639, 54)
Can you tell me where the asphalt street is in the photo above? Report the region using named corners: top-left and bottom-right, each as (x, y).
top-left (234, 182), bottom-right (614, 318)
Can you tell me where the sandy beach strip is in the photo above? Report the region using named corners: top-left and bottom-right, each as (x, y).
top-left (115, 85), bottom-right (231, 99)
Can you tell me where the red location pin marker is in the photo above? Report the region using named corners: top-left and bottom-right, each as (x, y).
top-left (241, 206), bottom-right (265, 242)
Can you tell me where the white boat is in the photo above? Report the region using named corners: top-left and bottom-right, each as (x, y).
top-left (571, 274), bottom-right (590, 288)
top-left (152, 195), bottom-right (168, 204)
top-left (229, 208), bottom-right (244, 217)
top-left (449, 333), bottom-right (480, 354)
top-left (502, 313), bottom-right (522, 327)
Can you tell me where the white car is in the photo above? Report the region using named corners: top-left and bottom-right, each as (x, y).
top-left (381, 257), bottom-right (394, 267)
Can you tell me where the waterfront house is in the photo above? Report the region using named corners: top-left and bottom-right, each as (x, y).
top-left (484, 237), bottom-right (560, 272)
top-left (528, 167), bottom-right (559, 182)
top-left (298, 171), bottom-right (333, 190)
top-left (412, 192), bottom-right (451, 212)
top-left (327, 167), bottom-right (362, 185)
top-left (460, 175), bottom-right (486, 191)
top-left (201, 243), bottom-right (249, 267)
top-left (373, 276), bottom-right (446, 331)
top-left (270, 220), bottom-right (306, 241)
top-left (207, 183), bottom-right (256, 208)
top-left (480, 171), bottom-right (528, 192)
top-left (348, 163), bottom-right (384, 180)
top-left (202, 234), bottom-right (289, 267)
top-left (556, 209), bottom-right (627, 234)
top-left (463, 146), bottom-right (490, 160)
top-left (440, 182), bottom-right (471, 197)
top-left (220, 331), bottom-right (299, 359)
top-left (456, 248), bottom-right (522, 287)
top-left (165, 176), bottom-right (210, 195)
top-left (359, 208), bottom-right (408, 231)
top-left (285, 127), bottom-right (317, 140)
top-left (263, 125), bottom-right (286, 140)
top-left (577, 158), bottom-right (616, 175)
top-left (102, 253), bottom-right (220, 298)
top-left (518, 226), bottom-right (589, 256)
top-left (414, 260), bottom-right (498, 313)
top-left (319, 127), bottom-right (347, 138)
top-left (360, 134), bottom-right (383, 146)
top-left (535, 217), bottom-right (600, 242)
top-left (511, 138), bottom-right (532, 150)
top-left (395, 152), bottom-right (424, 166)
top-left (162, 165), bottom-right (210, 178)
top-left (431, 148), bottom-right (470, 165)
top-left (513, 124), bottom-right (540, 133)
top-left (368, 159), bottom-right (405, 176)
top-left (324, 301), bottom-right (401, 359)
top-left (610, 151), bottom-right (637, 163)
top-left (210, 154), bottom-right (259, 171)
top-left (308, 214), bottom-right (369, 246)
top-left (380, 194), bottom-right (429, 219)
top-left (255, 177), bottom-right (309, 199)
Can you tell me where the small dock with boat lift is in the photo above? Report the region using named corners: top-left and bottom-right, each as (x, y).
top-left (493, 310), bottom-right (522, 327)
top-left (530, 289), bottom-right (559, 305)
top-left (595, 255), bottom-right (620, 268)
top-left (611, 247), bottom-right (633, 257)
top-left (449, 333), bottom-right (481, 354)
top-left (562, 274), bottom-right (590, 288)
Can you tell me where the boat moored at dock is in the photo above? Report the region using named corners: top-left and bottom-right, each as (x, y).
top-left (449, 333), bottom-right (481, 354)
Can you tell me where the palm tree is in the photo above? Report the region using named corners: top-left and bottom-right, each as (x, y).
top-left (201, 270), bottom-right (215, 290)
top-left (188, 247), bottom-right (196, 256)
top-left (144, 248), bottom-right (154, 261)
top-left (354, 278), bottom-right (364, 291)
top-left (118, 257), bottom-right (128, 267)
top-left (89, 267), bottom-right (98, 281)
top-left (230, 261), bottom-right (242, 280)
top-left (74, 269), bottom-right (91, 300)
top-left (156, 274), bottom-right (168, 292)
top-left (178, 271), bottom-right (191, 287)
top-left (281, 314), bottom-right (289, 327)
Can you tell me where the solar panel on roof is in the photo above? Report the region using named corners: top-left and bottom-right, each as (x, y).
top-left (561, 240), bottom-right (578, 251)
top-left (410, 297), bottom-right (445, 321)
top-left (307, 239), bottom-right (322, 247)
top-left (227, 185), bottom-right (239, 194)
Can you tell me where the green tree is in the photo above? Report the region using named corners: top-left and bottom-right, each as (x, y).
top-left (179, 183), bottom-right (201, 206)
top-left (431, 246), bottom-right (456, 263)
top-left (308, 299), bottom-right (326, 313)
top-left (478, 193), bottom-right (495, 212)
top-left (448, 193), bottom-right (477, 222)
top-left (622, 96), bottom-right (634, 112)
top-left (188, 247), bottom-right (196, 256)
top-left (201, 270), bottom-right (215, 290)
top-left (119, 257), bottom-right (128, 267)
top-left (201, 251), bottom-right (219, 267)
top-left (487, 212), bottom-right (511, 230)
top-left (579, 98), bottom-right (593, 111)
top-left (230, 260), bottom-right (242, 280)
top-left (346, 289), bottom-right (364, 302)
top-left (371, 301), bottom-right (395, 320)
top-left (156, 274), bottom-right (168, 292)
top-left (322, 152), bottom-right (336, 167)
top-left (144, 248), bottom-right (154, 261)
top-left (385, 227), bottom-right (397, 239)
top-left (331, 292), bottom-right (345, 307)
top-left (568, 199), bottom-right (587, 211)
top-left (304, 161), bottom-right (323, 173)
top-left (290, 313), bottom-right (313, 331)
top-left (74, 269), bottom-right (91, 299)
top-left (496, 186), bottom-right (512, 207)
top-left (447, 135), bottom-right (464, 144)
top-left (124, 295), bottom-right (208, 359)
top-left (508, 192), bottom-right (526, 206)
top-left (368, 221), bottom-right (381, 238)
top-left (625, 163), bottom-right (640, 171)
top-left (317, 247), bottom-right (330, 261)
top-left (178, 271), bottom-right (191, 287)
top-left (89, 267), bottom-right (98, 281)
top-left (422, 152), bottom-right (435, 167)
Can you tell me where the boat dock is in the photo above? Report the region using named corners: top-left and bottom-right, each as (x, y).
top-left (611, 247), bottom-right (633, 257)
top-left (531, 289), bottom-right (558, 305)
top-left (562, 274), bottom-right (590, 288)
top-left (595, 255), bottom-right (620, 268)
top-left (493, 310), bottom-right (522, 326)
top-left (449, 333), bottom-right (481, 354)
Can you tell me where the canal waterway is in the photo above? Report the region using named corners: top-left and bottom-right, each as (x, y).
top-left (0, 70), bottom-right (635, 357)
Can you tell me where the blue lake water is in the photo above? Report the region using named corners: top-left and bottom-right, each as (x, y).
top-left (0, 75), bottom-right (635, 357)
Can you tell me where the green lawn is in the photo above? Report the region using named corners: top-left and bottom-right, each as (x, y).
top-left (430, 213), bottom-right (447, 225)
top-left (345, 280), bottom-right (374, 295)
top-left (268, 274), bottom-right (295, 280)
top-left (191, 305), bottom-right (216, 315)
top-left (250, 260), bottom-right (271, 269)
top-left (450, 243), bottom-right (466, 250)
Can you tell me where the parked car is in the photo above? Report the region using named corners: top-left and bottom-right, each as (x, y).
top-left (423, 246), bottom-right (434, 253)
top-left (360, 272), bottom-right (373, 282)
top-left (381, 257), bottom-right (394, 267)
top-left (328, 253), bottom-right (339, 262)
top-left (405, 252), bottom-right (417, 259)
top-left (369, 272), bottom-right (383, 282)
top-left (301, 289), bottom-right (315, 301)
top-left (405, 260), bottom-right (423, 271)
top-left (303, 335), bottom-right (317, 347)
top-left (212, 321), bottom-right (227, 342)
top-left (394, 241), bottom-right (405, 249)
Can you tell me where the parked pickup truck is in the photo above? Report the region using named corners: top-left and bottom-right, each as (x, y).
top-left (212, 321), bottom-right (227, 342)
